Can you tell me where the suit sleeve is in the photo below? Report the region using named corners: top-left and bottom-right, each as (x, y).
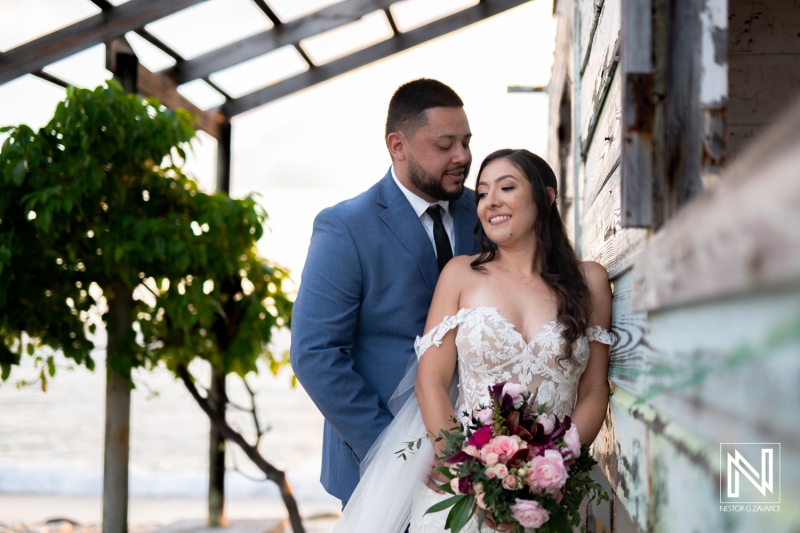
top-left (290, 208), bottom-right (393, 462)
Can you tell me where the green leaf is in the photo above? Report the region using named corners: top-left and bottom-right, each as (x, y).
top-left (424, 494), bottom-right (462, 515)
top-left (12, 161), bottom-right (25, 186)
top-left (26, 343), bottom-right (34, 356)
top-left (445, 495), bottom-right (475, 533)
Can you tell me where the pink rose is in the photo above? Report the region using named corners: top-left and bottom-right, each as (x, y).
top-left (563, 425), bottom-right (581, 458)
top-left (535, 414), bottom-right (555, 435)
top-left (476, 408), bottom-right (494, 426)
top-left (502, 382), bottom-right (528, 408)
top-left (483, 452), bottom-right (499, 466)
top-left (450, 478), bottom-right (462, 495)
top-left (529, 449), bottom-right (568, 494)
top-left (488, 463), bottom-right (509, 479)
top-left (502, 474), bottom-right (520, 490)
top-left (511, 499), bottom-right (550, 529)
top-left (482, 436), bottom-right (520, 459)
top-left (463, 445), bottom-right (480, 457)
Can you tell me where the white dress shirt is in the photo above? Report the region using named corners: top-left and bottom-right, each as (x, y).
top-left (391, 166), bottom-right (455, 258)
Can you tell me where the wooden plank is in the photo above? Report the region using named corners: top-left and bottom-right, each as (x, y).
top-left (223, 0), bottom-right (529, 116)
top-left (593, 388), bottom-right (650, 532)
top-left (162, 0), bottom-right (397, 84)
top-left (631, 97), bottom-right (800, 312)
top-left (596, 286), bottom-right (800, 530)
top-left (547, 0), bottom-right (577, 241)
top-left (578, 0), bottom-right (604, 74)
top-left (619, 0), bottom-right (654, 227)
top-left (137, 64), bottom-right (222, 140)
top-left (606, 270), bottom-right (652, 396)
top-left (107, 39), bottom-right (221, 140)
top-left (698, 0), bottom-right (728, 185)
top-left (579, 0), bottom-right (620, 146)
top-left (583, 69), bottom-right (621, 210)
top-left (581, 168), bottom-right (648, 280)
top-left (0, 0), bottom-right (205, 85)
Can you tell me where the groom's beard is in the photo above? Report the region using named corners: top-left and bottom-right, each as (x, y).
top-left (407, 156), bottom-right (469, 202)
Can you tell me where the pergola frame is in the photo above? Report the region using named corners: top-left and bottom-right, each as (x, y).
top-left (1, 0), bottom-right (529, 140)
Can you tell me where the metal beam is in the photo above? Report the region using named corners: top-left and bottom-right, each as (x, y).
top-left (162, 0), bottom-right (396, 85)
top-left (223, 0), bottom-right (529, 117)
top-left (0, 0), bottom-right (206, 86)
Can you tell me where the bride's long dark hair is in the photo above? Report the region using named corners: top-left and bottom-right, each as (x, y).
top-left (470, 149), bottom-right (591, 364)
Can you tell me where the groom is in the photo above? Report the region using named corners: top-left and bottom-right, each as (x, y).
top-left (291, 78), bottom-right (479, 504)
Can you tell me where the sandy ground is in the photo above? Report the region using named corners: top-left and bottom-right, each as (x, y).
top-left (0, 495), bottom-right (339, 533)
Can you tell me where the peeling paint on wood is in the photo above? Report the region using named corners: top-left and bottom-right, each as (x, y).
top-left (699, 0), bottom-right (728, 106)
top-left (632, 98), bottom-right (800, 312)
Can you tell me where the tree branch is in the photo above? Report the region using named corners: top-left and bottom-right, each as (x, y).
top-left (176, 364), bottom-right (305, 533)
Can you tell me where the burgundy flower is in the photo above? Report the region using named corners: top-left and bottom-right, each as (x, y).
top-left (468, 426), bottom-right (493, 448)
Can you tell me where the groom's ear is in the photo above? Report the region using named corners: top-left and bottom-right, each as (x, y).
top-left (386, 132), bottom-right (406, 162)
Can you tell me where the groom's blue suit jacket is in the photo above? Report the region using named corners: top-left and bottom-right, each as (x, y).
top-left (291, 170), bottom-right (479, 501)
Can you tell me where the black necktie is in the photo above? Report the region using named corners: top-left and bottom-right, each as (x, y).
top-left (426, 205), bottom-right (453, 271)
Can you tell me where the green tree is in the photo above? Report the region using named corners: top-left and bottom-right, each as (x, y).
top-left (0, 81), bottom-right (303, 532)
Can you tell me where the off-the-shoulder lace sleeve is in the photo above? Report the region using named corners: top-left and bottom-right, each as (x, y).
top-left (586, 325), bottom-right (615, 345)
top-left (414, 309), bottom-right (469, 359)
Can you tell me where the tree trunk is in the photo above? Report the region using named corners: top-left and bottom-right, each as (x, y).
top-left (208, 369), bottom-right (227, 527)
top-left (102, 280), bottom-right (134, 533)
top-left (177, 365), bottom-right (306, 533)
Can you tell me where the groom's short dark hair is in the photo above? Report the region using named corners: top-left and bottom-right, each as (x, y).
top-left (385, 78), bottom-right (464, 138)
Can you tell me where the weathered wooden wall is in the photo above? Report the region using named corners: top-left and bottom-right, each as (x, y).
top-left (547, 0), bottom-right (800, 531)
top-left (727, 0), bottom-right (800, 159)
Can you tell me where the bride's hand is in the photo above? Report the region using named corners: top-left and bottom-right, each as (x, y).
top-left (426, 459), bottom-right (448, 493)
top-left (482, 513), bottom-right (515, 532)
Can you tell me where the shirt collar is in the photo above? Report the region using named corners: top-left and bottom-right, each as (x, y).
top-left (391, 165), bottom-right (450, 218)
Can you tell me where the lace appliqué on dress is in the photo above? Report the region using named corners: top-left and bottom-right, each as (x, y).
top-left (409, 307), bottom-right (614, 533)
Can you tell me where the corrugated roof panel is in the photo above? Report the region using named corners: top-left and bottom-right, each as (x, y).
top-left (300, 10), bottom-right (394, 65)
top-left (144, 0), bottom-right (274, 60)
top-left (124, 32), bottom-right (177, 72)
top-left (177, 79), bottom-right (227, 110)
top-left (209, 45), bottom-right (309, 98)
top-left (266, 0), bottom-right (343, 23)
top-left (389, 0), bottom-right (478, 33)
top-left (0, 0), bottom-right (100, 52)
top-left (42, 44), bottom-right (110, 89)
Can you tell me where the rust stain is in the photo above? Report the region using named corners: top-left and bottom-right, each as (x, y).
top-left (701, 106), bottom-right (727, 170)
top-left (625, 74), bottom-right (654, 133)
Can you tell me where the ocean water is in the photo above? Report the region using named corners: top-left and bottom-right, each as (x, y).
top-left (0, 343), bottom-right (336, 506)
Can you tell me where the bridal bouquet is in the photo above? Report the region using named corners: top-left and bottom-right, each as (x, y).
top-left (428, 382), bottom-right (607, 532)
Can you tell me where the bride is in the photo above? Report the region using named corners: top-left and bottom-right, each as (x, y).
top-left (333, 149), bottom-right (613, 532)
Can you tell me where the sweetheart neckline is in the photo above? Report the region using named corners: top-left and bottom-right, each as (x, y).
top-left (456, 306), bottom-right (561, 347)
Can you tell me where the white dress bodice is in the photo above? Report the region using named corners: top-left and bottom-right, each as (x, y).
top-left (410, 307), bottom-right (614, 532)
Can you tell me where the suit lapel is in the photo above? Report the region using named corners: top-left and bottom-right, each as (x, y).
top-left (376, 173), bottom-right (440, 292)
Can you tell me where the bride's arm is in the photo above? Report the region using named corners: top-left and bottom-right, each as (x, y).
top-left (415, 258), bottom-right (465, 464)
top-left (571, 261), bottom-right (613, 444)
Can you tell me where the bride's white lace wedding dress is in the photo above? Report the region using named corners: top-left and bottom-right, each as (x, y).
top-left (333, 306), bottom-right (613, 533)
